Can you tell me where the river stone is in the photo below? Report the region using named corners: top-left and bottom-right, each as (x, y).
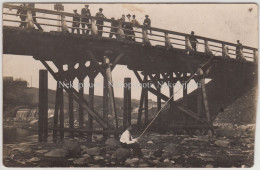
top-left (112, 147), bottom-right (131, 162)
top-left (162, 143), bottom-right (180, 159)
top-left (105, 138), bottom-right (120, 148)
top-left (28, 157), bottom-right (40, 162)
top-left (63, 140), bottom-right (81, 155)
top-left (215, 139), bottom-right (230, 147)
top-left (205, 164), bottom-right (214, 168)
top-left (73, 157), bottom-right (90, 165)
top-left (44, 149), bottom-right (69, 158)
top-left (86, 147), bottom-right (100, 156)
top-left (147, 140), bottom-right (154, 144)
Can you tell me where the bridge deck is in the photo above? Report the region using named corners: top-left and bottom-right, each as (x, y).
top-left (3, 26), bottom-right (256, 75)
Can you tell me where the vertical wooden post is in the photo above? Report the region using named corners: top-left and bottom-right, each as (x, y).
top-left (39, 70), bottom-right (48, 142)
top-left (53, 82), bottom-right (60, 143)
top-left (88, 74), bottom-right (94, 142)
top-left (182, 73), bottom-right (188, 123)
top-left (59, 86), bottom-right (64, 141)
top-left (104, 55), bottom-right (118, 131)
top-left (197, 80), bottom-right (202, 117)
top-left (26, 9), bottom-right (34, 28)
top-left (68, 89), bottom-right (74, 138)
top-left (123, 78), bottom-right (131, 129)
top-left (169, 73), bottom-right (174, 110)
top-left (198, 68), bottom-right (211, 123)
top-left (253, 49), bottom-right (258, 63)
top-left (78, 77), bottom-right (84, 138)
top-left (144, 74), bottom-right (149, 124)
top-left (137, 87), bottom-right (145, 125)
top-left (156, 74), bottom-right (162, 124)
top-left (103, 75), bottom-right (109, 139)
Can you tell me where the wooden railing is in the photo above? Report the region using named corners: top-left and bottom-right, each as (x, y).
top-left (3, 4), bottom-right (258, 63)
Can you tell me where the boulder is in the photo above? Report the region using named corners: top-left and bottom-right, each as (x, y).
top-left (63, 141), bottom-right (81, 155)
top-left (112, 147), bottom-right (131, 162)
top-left (205, 164), bottom-right (214, 168)
top-left (73, 157), bottom-right (91, 165)
top-left (215, 139), bottom-right (230, 147)
top-left (162, 143), bottom-right (180, 159)
top-left (44, 149), bottom-right (69, 158)
top-left (125, 158), bottom-right (139, 165)
top-left (147, 141), bottom-right (154, 144)
top-left (86, 147), bottom-right (101, 156)
top-left (105, 138), bottom-right (120, 148)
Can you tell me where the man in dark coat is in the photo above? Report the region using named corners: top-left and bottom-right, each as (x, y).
top-left (72, 9), bottom-right (80, 34)
top-left (81, 4), bottom-right (91, 34)
top-left (189, 31), bottom-right (198, 51)
top-left (95, 8), bottom-right (106, 37)
top-left (16, 4), bottom-right (27, 28)
top-left (143, 15), bottom-right (151, 34)
top-left (124, 14), bottom-right (134, 41)
top-left (109, 17), bottom-right (118, 38)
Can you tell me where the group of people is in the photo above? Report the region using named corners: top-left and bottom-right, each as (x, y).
top-left (72, 4), bottom-right (151, 41)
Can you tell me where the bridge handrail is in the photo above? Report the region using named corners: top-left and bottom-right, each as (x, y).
top-left (3, 3), bottom-right (258, 63)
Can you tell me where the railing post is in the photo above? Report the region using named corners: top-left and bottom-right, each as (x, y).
top-left (165, 32), bottom-right (173, 50)
top-left (222, 43), bottom-right (230, 58)
top-left (253, 49), bottom-right (258, 63)
top-left (239, 48), bottom-right (245, 60)
top-left (204, 40), bottom-right (212, 54)
top-left (117, 25), bottom-right (125, 41)
top-left (26, 9), bottom-right (34, 28)
top-left (142, 28), bottom-right (150, 45)
top-left (91, 18), bottom-right (98, 36)
top-left (185, 36), bottom-right (193, 52)
top-left (61, 14), bottom-right (68, 32)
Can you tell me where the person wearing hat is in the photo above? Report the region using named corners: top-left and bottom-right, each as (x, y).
top-left (143, 15), bottom-right (152, 34)
top-left (95, 8), bottom-right (106, 36)
top-left (81, 4), bottom-right (91, 34)
top-left (131, 15), bottom-right (140, 27)
top-left (124, 14), bottom-right (134, 41)
top-left (189, 31), bottom-right (198, 52)
top-left (72, 9), bottom-right (80, 34)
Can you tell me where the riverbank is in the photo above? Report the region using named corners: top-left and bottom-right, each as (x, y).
top-left (3, 122), bottom-right (255, 168)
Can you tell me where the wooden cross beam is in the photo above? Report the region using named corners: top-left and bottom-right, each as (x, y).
top-left (40, 60), bottom-right (113, 129)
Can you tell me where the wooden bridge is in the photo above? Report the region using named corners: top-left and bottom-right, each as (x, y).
top-left (3, 4), bottom-right (258, 142)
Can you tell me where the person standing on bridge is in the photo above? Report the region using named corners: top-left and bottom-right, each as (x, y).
top-left (124, 14), bottom-right (134, 41)
top-left (16, 4), bottom-right (27, 28)
top-left (120, 126), bottom-right (143, 158)
top-left (109, 17), bottom-right (118, 38)
top-left (72, 9), bottom-right (80, 34)
top-left (81, 5), bottom-right (91, 34)
top-left (189, 31), bottom-right (198, 52)
top-left (143, 15), bottom-right (152, 34)
top-left (95, 8), bottom-right (106, 37)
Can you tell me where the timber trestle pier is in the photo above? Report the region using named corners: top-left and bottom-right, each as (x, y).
top-left (3, 4), bottom-right (258, 142)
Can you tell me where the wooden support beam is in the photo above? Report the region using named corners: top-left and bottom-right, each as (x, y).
top-left (78, 77), bottom-right (84, 138)
top-left (197, 79), bottom-right (202, 117)
top-left (123, 78), bottom-right (131, 129)
top-left (104, 55), bottom-right (119, 132)
top-left (40, 60), bottom-right (112, 129)
top-left (88, 74), bottom-right (95, 142)
top-left (182, 72), bottom-right (188, 123)
top-left (144, 74), bottom-right (149, 124)
top-left (59, 86), bottom-right (64, 140)
top-left (68, 65), bottom-right (74, 138)
top-left (51, 127), bottom-right (122, 134)
top-left (103, 75), bottom-right (109, 139)
top-left (137, 87), bottom-right (145, 125)
top-left (53, 82), bottom-right (60, 143)
top-left (169, 72), bottom-right (174, 110)
top-left (39, 70), bottom-right (48, 142)
top-left (200, 69), bottom-right (211, 123)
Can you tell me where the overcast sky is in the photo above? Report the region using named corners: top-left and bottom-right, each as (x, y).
top-left (2, 3), bottom-right (258, 100)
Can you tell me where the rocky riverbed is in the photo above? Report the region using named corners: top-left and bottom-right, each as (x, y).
top-left (3, 123), bottom-right (255, 168)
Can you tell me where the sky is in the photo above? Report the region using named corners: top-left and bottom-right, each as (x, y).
top-left (2, 3), bottom-right (258, 101)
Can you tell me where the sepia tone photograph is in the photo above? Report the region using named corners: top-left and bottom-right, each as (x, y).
top-left (2, 2), bottom-right (258, 168)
